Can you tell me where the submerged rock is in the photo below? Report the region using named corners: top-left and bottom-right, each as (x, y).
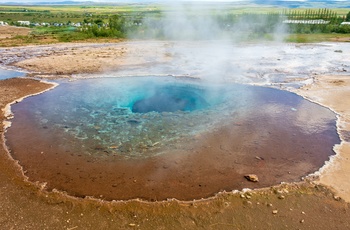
top-left (118, 143), bottom-right (133, 153)
top-left (127, 119), bottom-right (141, 125)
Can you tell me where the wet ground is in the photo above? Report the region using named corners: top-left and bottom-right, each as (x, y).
top-left (6, 77), bottom-right (339, 201)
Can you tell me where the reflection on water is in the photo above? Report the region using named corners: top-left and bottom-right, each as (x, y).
top-left (6, 77), bottom-right (340, 201)
top-left (10, 77), bottom-right (248, 158)
top-left (0, 68), bottom-right (24, 80)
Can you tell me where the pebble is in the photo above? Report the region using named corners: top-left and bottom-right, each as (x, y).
top-left (244, 174), bottom-right (259, 182)
top-left (272, 210), bottom-right (278, 214)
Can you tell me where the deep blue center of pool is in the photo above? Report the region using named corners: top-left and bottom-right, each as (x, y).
top-left (132, 86), bottom-right (209, 113)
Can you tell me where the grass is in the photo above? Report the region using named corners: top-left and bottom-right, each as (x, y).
top-left (286, 33), bottom-right (350, 43)
top-left (0, 4), bottom-right (349, 46)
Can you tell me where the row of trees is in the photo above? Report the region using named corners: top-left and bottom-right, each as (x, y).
top-left (283, 9), bottom-right (350, 34)
top-left (9, 8), bottom-right (350, 40)
top-left (216, 9), bottom-right (350, 35)
top-left (283, 9), bottom-right (339, 21)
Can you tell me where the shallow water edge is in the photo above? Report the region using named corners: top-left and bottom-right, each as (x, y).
top-left (4, 75), bottom-right (341, 202)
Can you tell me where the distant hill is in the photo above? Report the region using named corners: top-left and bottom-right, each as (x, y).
top-left (1, 0), bottom-right (349, 8)
top-left (252, 0), bottom-right (350, 8)
top-left (1, 1), bottom-right (94, 5)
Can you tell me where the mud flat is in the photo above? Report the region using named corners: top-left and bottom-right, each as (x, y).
top-left (1, 41), bottom-right (350, 229)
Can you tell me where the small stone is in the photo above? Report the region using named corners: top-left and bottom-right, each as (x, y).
top-left (267, 203), bottom-right (273, 207)
top-left (240, 194), bottom-right (245, 198)
top-left (129, 223), bottom-right (136, 227)
top-left (118, 143), bottom-right (133, 153)
top-left (272, 210), bottom-right (278, 214)
top-left (245, 192), bottom-right (252, 196)
top-left (278, 195), bottom-right (285, 200)
top-left (127, 119), bottom-right (141, 125)
top-left (301, 211), bottom-right (305, 215)
top-left (334, 196), bottom-right (341, 201)
top-left (300, 219), bottom-right (305, 223)
top-left (243, 200), bottom-right (253, 206)
top-left (244, 174), bottom-right (259, 182)
top-left (246, 195), bottom-right (252, 199)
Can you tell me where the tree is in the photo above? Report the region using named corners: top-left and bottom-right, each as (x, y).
top-left (346, 11), bottom-right (350, 22)
top-left (94, 19), bottom-right (104, 26)
top-left (109, 15), bottom-right (125, 33)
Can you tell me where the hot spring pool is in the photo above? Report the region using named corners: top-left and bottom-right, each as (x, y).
top-left (6, 76), bottom-right (340, 201)
top-left (0, 68), bottom-right (25, 80)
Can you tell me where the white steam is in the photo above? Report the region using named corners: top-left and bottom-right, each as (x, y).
top-left (127, 2), bottom-right (287, 83)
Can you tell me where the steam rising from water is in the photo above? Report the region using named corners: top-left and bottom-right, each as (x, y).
top-left (128, 2), bottom-right (287, 83)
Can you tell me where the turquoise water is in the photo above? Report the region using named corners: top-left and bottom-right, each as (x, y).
top-left (9, 76), bottom-right (339, 160)
top-left (131, 84), bottom-right (210, 113)
top-left (11, 77), bottom-right (245, 158)
top-left (0, 68), bottom-right (24, 80)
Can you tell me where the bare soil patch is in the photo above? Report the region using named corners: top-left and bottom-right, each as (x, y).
top-left (0, 25), bottom-right (31, 39)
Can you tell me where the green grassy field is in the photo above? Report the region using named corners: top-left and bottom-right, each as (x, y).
top-left (0, 4), bottom-right (349, 46)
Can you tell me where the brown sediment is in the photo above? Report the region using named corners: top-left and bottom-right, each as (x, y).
top-left (5, 86), bottom-right (339, 201)
top-left (0, 78), bottom-right (55, 180)
top-left (1, 79), bottom-right (349, 229)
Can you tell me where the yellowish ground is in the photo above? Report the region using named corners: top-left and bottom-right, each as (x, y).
top-left (0, 25), bottom-right (31, 39)
top-left (295, 75), bottom-right (350, 201)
